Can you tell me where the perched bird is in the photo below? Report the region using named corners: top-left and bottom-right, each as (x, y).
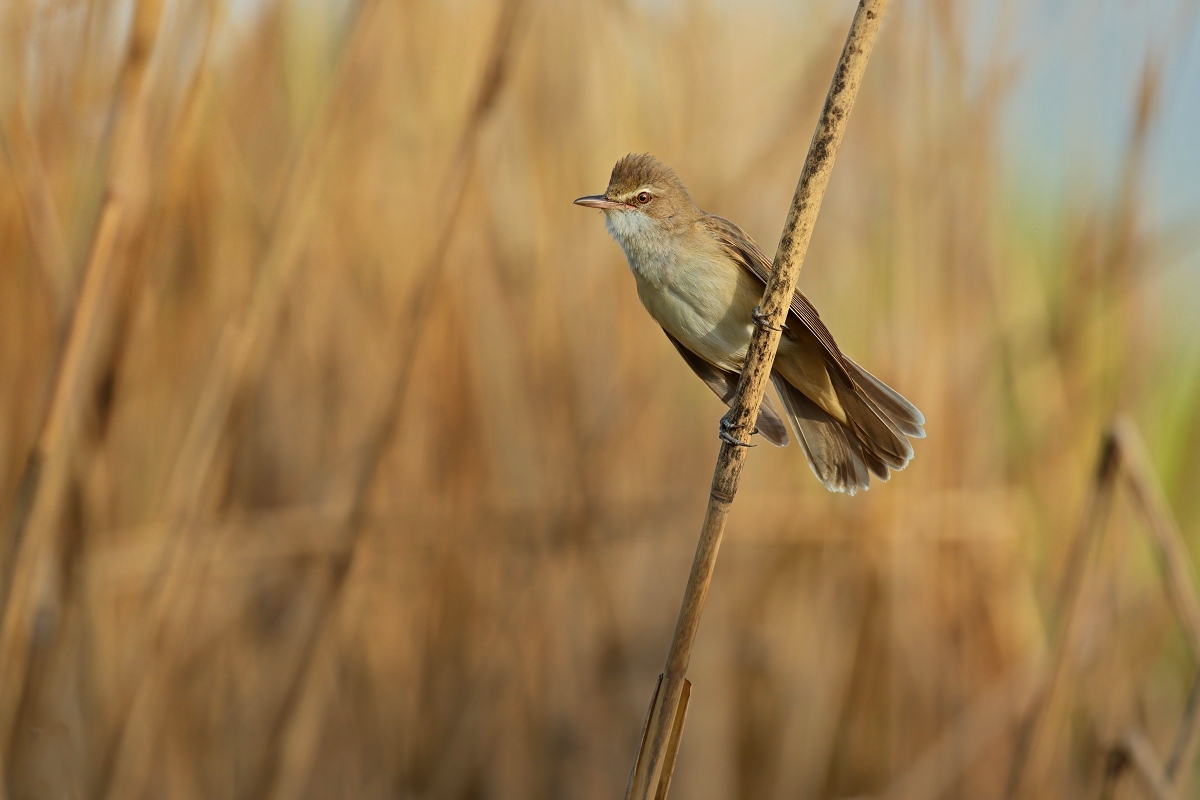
top-left (575, 153), bottom-right (924, 495)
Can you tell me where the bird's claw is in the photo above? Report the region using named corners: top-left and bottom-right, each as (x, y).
top-left (719, 414), bottom-right (755, 448)
top-left (752, 306), bottom-right (785, 332)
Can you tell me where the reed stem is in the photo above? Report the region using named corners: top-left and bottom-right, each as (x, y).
top-left (624, 3), bottom-right (891, 797)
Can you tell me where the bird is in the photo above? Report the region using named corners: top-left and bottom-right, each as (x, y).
top-left (574, 153), bottom-right (924, 495)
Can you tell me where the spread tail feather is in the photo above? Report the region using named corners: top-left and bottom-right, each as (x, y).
top-left (833, 375), bottom-right (912, 471)
top-left (772, 365), bottom-right (923, 494)
top-left (771, 375), bottom-right (872, 495)
top-left (842, 356), bottom-right (925, 438)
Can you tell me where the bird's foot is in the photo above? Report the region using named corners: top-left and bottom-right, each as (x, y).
top-left (752, 306), bottom-right (786, 332)
top-left (719, 414), bottom-right (756, 447)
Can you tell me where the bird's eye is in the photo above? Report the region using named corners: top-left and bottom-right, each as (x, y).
top-left (636, 192), bottom-right (652, 204)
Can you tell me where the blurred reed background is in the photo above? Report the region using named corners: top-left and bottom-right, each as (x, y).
top-left (1, 0), bottom-right (1199, 797)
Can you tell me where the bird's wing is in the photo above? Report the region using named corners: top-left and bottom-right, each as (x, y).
top-left (699, 214), bottom-right (853, 383)
top-left (700, 213), bottom-right (926, 494)
top-left (661, 329), bottom-right (790, 447)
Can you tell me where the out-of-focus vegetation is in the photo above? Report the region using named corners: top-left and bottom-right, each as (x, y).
top-left (1, 0), bottom-right (1198, 797)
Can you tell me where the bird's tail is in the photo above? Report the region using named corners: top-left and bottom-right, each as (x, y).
top-left (771, 362), bottom-right (924, 495)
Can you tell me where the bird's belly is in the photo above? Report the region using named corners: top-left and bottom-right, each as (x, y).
top-left (634, 255), bottom-right (759, 372)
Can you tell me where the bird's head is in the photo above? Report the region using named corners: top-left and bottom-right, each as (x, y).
top-left (574, 153), bottom-right (698, 246)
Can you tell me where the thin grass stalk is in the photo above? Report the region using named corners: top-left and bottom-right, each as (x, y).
top-left (0, 89), bottom-right (75, 325)
top-left (0, 0), bottom-right (164, 619)
top-left (97, 2), bottom-right (384, 793)
top-left (872, 415), bottom-right (1197, 800)
top-left (1101, 730), bottom-right (1182, 800)
top-left (0, 0), bottom-right (165, 771)
top-left (153, 0), bottom-right (382, 531)
top-left (1005, 428), bottom-right (1122, 799)
top-left (0, 199), bottom-right (124, 766)
top-left (1113, 419), bottom-right (1200, 655)
top-left (15, 2), bottom-right (223, 789)
top-left (1166, 675), bottom-right (1200, 783)
top-left (259, 4), bottom-right (527, 795)
top-left (623, 3), bottom-right (891, 798)
top-left (1009, 419), bottom-right (1200, 798)
top-left (106, 5), bottom-right (380, 680)
top-left (1111, 419), bottom-right (1200, 786)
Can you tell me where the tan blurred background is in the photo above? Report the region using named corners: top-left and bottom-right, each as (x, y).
top-left (2, 0), bottom-right (1200, 797)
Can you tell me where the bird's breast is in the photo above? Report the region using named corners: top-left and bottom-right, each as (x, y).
top-left (626, 246), bottom-right (760, 373)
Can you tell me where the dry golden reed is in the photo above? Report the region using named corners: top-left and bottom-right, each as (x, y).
top-left (0, 0), bottom-right (1197, 798)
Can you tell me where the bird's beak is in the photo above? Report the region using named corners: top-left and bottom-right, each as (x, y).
top-left (574, 195), bottom-right (628, 210)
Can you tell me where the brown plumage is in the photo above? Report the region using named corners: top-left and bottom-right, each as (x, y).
top-left (576, 154), bottom-right (924, 494)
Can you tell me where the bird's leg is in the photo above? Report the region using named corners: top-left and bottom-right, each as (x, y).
top-left (719, 413), bottom-right (756, 447)
top-left (718, 306), bottom-right (781, 447)
top-left (720, 307), bottom-right (782, 447)
top-left (752, 305), bottom-right (786, 332)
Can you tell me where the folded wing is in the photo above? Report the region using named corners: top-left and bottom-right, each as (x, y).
top-left (701, 214), bottom-right (926, 492)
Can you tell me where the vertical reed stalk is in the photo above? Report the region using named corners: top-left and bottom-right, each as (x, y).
top-left (1005, 429), bottom-right (1121, 799)
top-left (624, 3), bottom-right (891, 797)
top-left (0, 0), bottom-right (165, 774)
top-left (1099, 729), bottom-right (1182, 800)
top-left (1114, 420), bottom-right (1200, 789)
top-left (99, 2), bottom-right (382, 793)
top-left (1009, 419), bottom-right (1200, 799)
top-left (0, 88), bottom-right (74, 324)
top-left (258, 3), bottom-right (527, 796)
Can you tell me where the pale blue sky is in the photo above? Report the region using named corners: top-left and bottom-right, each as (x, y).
top-left (976, 0), bottom-right (1200, 336)
top-left (985, 0), bottom-right (1200, 226)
